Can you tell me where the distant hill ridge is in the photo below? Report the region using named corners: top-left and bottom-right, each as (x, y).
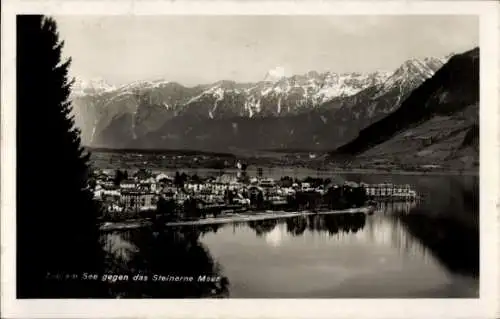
top-left (333, 47), bottom-right (479, 169)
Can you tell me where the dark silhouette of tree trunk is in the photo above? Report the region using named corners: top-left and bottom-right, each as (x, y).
top-left (114, 169), bottom-right (126, 186)
top-left (16, 15), bottom-right (105, 298)
top-left (256, 191), bottom-right (265, 210)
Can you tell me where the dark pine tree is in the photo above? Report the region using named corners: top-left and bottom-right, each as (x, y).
top-left (17, 15), bottom-right (105, 298)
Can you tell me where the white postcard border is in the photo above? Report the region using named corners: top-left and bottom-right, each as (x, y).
top-left (1, 1), bottom-right (498, 318)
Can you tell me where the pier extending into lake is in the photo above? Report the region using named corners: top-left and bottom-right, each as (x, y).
top-left (99, 206), bottom-right (374, 232)
top-left (165, 206), bottom-right (373, 226)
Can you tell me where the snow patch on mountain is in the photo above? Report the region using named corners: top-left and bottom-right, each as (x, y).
top-left (264, 66), bottom-right (287, 82)
top-left (314, 71), bottom-right (391, 103)
top-left (209, 87), bottom-right (225, 119)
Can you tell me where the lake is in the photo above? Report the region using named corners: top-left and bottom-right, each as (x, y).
top-left (101, 172), bottom-right (479, 298)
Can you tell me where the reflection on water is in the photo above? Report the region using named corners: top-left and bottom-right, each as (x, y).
top-left (102, 226), bottom-right (229, 298)
top-left (102, 174), bottom-right (479, 298)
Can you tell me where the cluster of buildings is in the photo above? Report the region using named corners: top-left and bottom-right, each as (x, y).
top-left (92, 169), bottom-right (331, 217)
top-left (362, 183), bottom-right (418, 200)
top-left (92, 173), bottom-right (158, 215)
top-left (91, 169), bottom-right (418, 221)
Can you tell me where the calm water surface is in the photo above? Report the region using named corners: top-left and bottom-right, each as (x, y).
top-left (103, 172), bottom-right (479, 298)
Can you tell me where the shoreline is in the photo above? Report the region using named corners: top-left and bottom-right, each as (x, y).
top-left (321, 168), bottom-right (479, 177)
top-left (94, 165), bottom-right (478, 177)
top-left (99, 206), bottom-right (372, 231)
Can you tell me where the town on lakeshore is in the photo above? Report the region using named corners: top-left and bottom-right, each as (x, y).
top-left (92, 161), bottom-right (419, 227)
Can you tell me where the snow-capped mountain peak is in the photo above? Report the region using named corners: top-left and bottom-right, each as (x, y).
top-left (373, 57), bottom-right (445, 99)
top-left (71, 77), bottom-right (116, 96)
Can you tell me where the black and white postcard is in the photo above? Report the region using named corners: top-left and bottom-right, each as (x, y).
top-left (1, 1), bottom-right (499, 318)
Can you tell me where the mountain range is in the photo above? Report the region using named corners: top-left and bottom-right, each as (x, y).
top-left (71, 54), bottom-right (449, 154)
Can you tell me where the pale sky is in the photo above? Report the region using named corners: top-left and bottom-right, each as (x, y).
top-left (55, 15), bottom-right (478, 87)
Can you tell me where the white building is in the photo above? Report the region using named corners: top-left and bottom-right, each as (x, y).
top-left (120, 180), bottom-right (137, 189)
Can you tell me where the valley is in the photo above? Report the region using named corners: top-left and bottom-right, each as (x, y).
top-left (77, 48), bottom-right (478, 173)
